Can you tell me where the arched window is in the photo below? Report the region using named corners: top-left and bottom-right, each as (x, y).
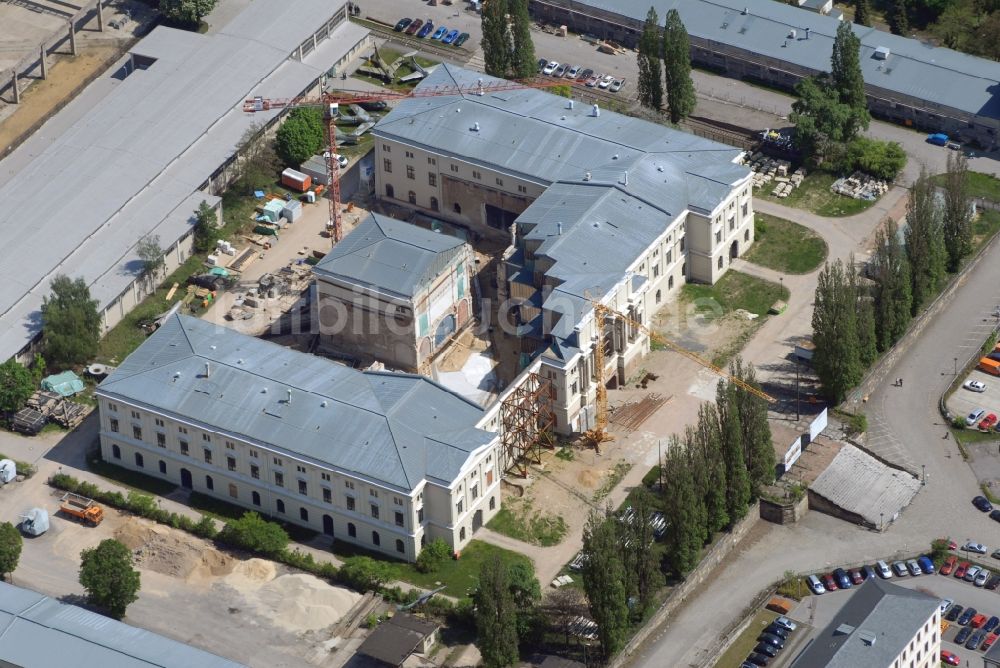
top-left (668, 276), bottom-right (674, 289)
top-left (372, 531), bottom-right (381, 546)
top-left (276, 499), bottom-right (285, 514)
top-left (744, 229), bottom-right (750, 242)
top-left (489, 496), bottom-right (496, 510)
top-left (112, 444), bottom-right (121, 459)
top-left (205, 475), bottom-right (214, 491)
top-left (453, 202), bottom-right (461, 214)
top-left (408, 190), bottom-right (416, 204)
top-left (396, 539), bottom-right (405, 553)
top-left (252, 491), bottom-right (261, 506)
top-left (385, 184), bottom-right (394, 199)
top-left (300, 507), bottom-right (309, 522)
top-left (655, 289), bottom-right (661, 304)
top-left (459, 527), bottom-right (466, 541)
top-left (717, 255), bottom-right (724, 270)
top-left (348, 522), bottom-right (356, 538)
top-left (159, 460), bottom-right (167, 474)
top-left (134, 452), bottom-right (144, 468)
top-left (430, 196), bottom-right (439, 211)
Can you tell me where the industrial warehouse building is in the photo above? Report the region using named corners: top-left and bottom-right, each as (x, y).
top-left (0, 0), bottom-right (372, 366)
top-left (371, 65), bottom-right (753, 432)
top-left (529, 0), bottom-right (1000, 148)
top-left (95, 314), bottom-right (502, 561)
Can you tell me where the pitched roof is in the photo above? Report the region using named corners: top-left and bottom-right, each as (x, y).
top-left (789, 578), bottom-right (939, 668)
top-left (96, 315), bottom-right (495, 490)
top-left (0, 581), bottom-right (245, 668)
top-left (313, 213), bottom-right (466, 298)
top-left (356, 614), bottom-right (438, 667)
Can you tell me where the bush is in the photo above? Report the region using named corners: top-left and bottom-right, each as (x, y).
top-left (192, 515), bottom-right (218, 539)
top-left (338, 556), bottom-right (394, 592)
top-left (275, 108), bottom-right (324, 167)
top-left (840, 137), bottom-right (907, 180)
top-left (415, 538), bottom-right (452, 574)
top-left (218, 512), bottom-right (289, 557)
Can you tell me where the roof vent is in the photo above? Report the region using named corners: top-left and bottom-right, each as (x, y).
top-left (173, 371), bottom-right (181, 381)
top-left (567, 99), bottom-right (574, 109)
top-left (805, 27), bottom-right (811, 39)
top-left (592, 103), bottom-right (600, 117)
top-left (612, 153), bottom-right (619, 160)
top-left (788, 29), bottom-right (797, 39)
top-left (321, 400), bottom-right (328, 407)
top-left (557, 222), bottom-right (563, 235)
top-left (623, 171), bottom-right (629, 186)
top-left (286, 389), bottom-right (292, 404)
top-left (476, 78), bottom-right (484, 95)
top-left (583, 171), bottom-right (592, 181)
top-left (742, 6), bottom-right (748, 13)
top-left (561, 115), bottom-right (567, 120)
top-left (204, 362), bottom-right (210, 378)
top-left (657, 165), bottom-right (664, 172)
top-left (262, 387), bottom-right (268, 394)
top-left (858, 630), bottom-right (877, 646)
top-left (455, 107), bottom-right (461, 113)
top-left (471, 122), bottom-right (480, 132)
top-left (874, 45), bottom-right (891, 60)
top-left (238, 358), bottom-right (244, 365)
top-left (834, 623), bottom-right (855, 636)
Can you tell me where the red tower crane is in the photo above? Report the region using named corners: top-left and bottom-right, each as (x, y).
top-left (243, 77), bottom-right (570, 242)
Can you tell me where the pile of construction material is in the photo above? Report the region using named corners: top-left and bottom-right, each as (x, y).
top-left (830, 171), bottom-right (889, 200)
top-left (746, 152), bottom-right (805, 196)
top-left (12, 391), bottom-right (89, 434)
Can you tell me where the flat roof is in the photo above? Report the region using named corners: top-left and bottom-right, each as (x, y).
top-left (0, 581), bottom-right (245, 668)
top-left (0, 1), bottom-right (368, 363)
top-left (573, 0), bottom-right (1000, 120)
top-left (96, 315), bottom-right (495, 491)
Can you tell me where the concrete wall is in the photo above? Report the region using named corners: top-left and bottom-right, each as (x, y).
top-left (759, 493), bottom-right (809, 524)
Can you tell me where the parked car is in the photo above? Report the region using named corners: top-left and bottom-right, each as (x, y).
top-left (404, 18), bottom-right (423, 35)
top-left (941, 556), bottom-right (958, 575)
top-left (946, 604), bottom-right (964, 621)
top-left (432, 25), bottom-right (448, 40)
top-left (984, 633), bottom-right (999, 651)
top-left (974, 496), bottom-right (994, 512)
top-left (598, 74), bottom-right (615, 88)
top-left (941, 649), bottom-right (960, 666)
top-left (394, 17), bottom-right (412, 32)
top-left (740, 663), bottom-right (758, 668)
top-left (537, 58), bottom-right (549, 72)
top-left (972, 613), bottom-right (989, 628)
top-left (967, 408), bottom-right (987, 426)
top-left (821, 573), bottom-right (838, 591)
top-left (542, 60), bottom-right (559, 75)
top-left (442, 29), bottom-right (460, 44)
top-left (746, 653), bottom-right (770, 667)
top-left (763, 623), bottom-right (789, 639)
top-left (981, 413), bottom-right (999, 431)
top-left (554, 63), bottom-right (568, 77)
top-left (985, 616), bottom-right (1000, 633)
top-left (610, 78), bottom-right (625, 92)
top-left (892, 561), bottom-right (909, 577)
top-left (955, 562), bottom-right (970, 578)
top-left (758, 633), bottom-right (785, 649)
top-left (576, 68), bottom-right (594, 82)
top-left (833, 568), bottom-right (852, 589)
top-left (585, 73), bottom-right (601, 87)
top-left (917, 555), bottom-right (935, 574)
top-left (965, 379), bottom-right (987, 392)
top-left (940, 538), bottom-right (959, 550)
top-left (987, 575), bottom-right (1000, 590)
top-left (977, 569), bottom-right (992, 587)
top-left (959, 607), bottom-right (978, 626)
top-left (876, 560), bottom-right (893, 579)
top-left (990, 510), bottom-right (1000, 523)
top-left (992, 549), bottom-right (1000, 559)
top-left (453, 32), bottom-right (471, 47)
top-left (806, 574), bottom-right (826, 594)
top-left (964, 541), bottom-right (989, 554)
top-left (968, 630), bottom-right (986, 650)
top-left (358, 100), bottom-right (387, 112)
top-left (940, 598), bottom-right (954, 614)
top-left (965, 565), bottom-right (982, 582)
top-left (860, 564), bottom-right (877, 580)
top-left (774, 616), bottom-right (797, 632)
top-left (565, 65), bottom-right (581, 78)
top-left (848, 568), bottom-right (864, 585)
top-left (906, 559), bottom-right (922, 576)
top-left (754, 642), bottom-right (779, 658)
top-left (956, 626), bottom-right (973, 645)
top-left (417, 21), bottom-right (434, 38)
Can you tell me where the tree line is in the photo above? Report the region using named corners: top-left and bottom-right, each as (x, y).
top-left (579, 358), bottom-right (774, 658)
top-left (482, 0), bottom-right (537, 80)
top-left (636, 8), bottom-right (697, 123)
top-left (812, 152), bottom-right (974, 401)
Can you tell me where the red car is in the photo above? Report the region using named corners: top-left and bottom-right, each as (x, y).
top-left (972, 613), bottom-right (988, 629)
top-left (849, 568), bottom-right (864, 585)
top-left (981, 413), bottom-right (999, 431)
top-left (983, 634), bottom-right (998, 651)
top-left (404, 18), bottom-right (423, 35)
top-left (941, 555), bottom-right (958, 576)
top-left (821, 573), bottom-right (838, 591)
top-left (956, 561), bottom-right (971, 579)
top-left (941, 649), bottom-right (960, 666)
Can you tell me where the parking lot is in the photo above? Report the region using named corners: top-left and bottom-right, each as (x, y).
top-left (948, 366), bottom-right (1000, 431)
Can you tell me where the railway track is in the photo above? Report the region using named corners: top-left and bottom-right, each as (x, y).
top-left (351, 16), bottom-right (474, 63)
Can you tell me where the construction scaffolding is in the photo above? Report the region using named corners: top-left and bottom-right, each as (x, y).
top-left (500, 372), bottom-right (556, 477)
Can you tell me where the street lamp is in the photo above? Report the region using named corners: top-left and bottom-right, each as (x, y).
top-left (880, 512), bottom-right (884, 532)
top-left (954, 357), bottom-right (959, 376)
top-left (922, 464), bottom-right (926, 486)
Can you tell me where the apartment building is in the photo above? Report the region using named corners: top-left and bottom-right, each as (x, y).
top-left (789, 578), bottom-right (941, 668)
top-left (95, 314), bottom-right (501, 561)
top-left (313, 212), bottom-right (474, 371)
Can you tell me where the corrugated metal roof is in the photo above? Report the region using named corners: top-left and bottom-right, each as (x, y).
top-left (575, 0), bottom-right (1000, 120)
top-left (809, 444), bottom-right (921, 526)
top-left (96, 315), bottom-right (494, 490)
top-left (0, 4), bottom-right (368, 363)
top-left (313, 213), bottom-right (465, 298)
top-left (0, 581), bottom-right (246, 668)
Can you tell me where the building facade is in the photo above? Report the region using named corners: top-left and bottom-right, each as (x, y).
top-left (313, 213), bottom-right (474, 371)
top-left (95, 314), bottom-right (502, 561)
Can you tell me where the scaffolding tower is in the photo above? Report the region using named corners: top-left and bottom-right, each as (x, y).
top-left (500, 372), bottom-right (556, 477)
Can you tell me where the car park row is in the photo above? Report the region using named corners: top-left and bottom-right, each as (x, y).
top-left (740, 616), bottom-right (797, 667)
top-left (537, 59), bottom-right (627, 92)
top-left (393, 17), bottom-right (470, 47)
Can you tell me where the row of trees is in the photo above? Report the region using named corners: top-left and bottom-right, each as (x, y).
top-left (482, 0), bottom-right (536, 80)
top-left (812, 153), bottom-right (975, 401)
top-left (636, 8), bottom-right (697, 123)
top-left (579, 359), bottom-right (774, 657)
top-left (474, 555), bottom-right (542, 668)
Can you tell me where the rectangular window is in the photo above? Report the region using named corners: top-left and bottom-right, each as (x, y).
top-left (178, 426), bottom-right (188, 434)
top-left (273, 457), bottom-right (282, 466)
top-left (450, 164), bottom-right (459, 173)
top-left (406, 165), bottom-right (415, 180)
top-left (132, 425), bottom-right (142, 440)
top-left (347, 496), bottom-right (355, 511)
top-left (395, 511), bottom-right (404, 527)
top-left (110, 418), bottom-right (119, 433)
top-left (495, 177), bottom-right (503, 186)
top-left (405, 150), bottom-right (414, 158)
top-left (155, 418), bottom-right (164, 427)
top-left (180, 440), bottom-right (189, 455)
top-left (227, 456), bottom-right (236, 472)
top-left (456, 500), bottom-right (463, 515)
top-left (486, 470), bottom-right (494, 486)
top-left (203, 449), bottom-right (212, 464)
top-left (370, 489), bottom-right (378, 498)
top-left (296, 465), bottom-right (306, 473)
top-left (371, 504), bottom-right (380, 519)
top-left (472, 170), bottom-right (482, 180)
top-left (715, 230), bottom-right (722, 243)
top-left (417, 507), bottom-right (424, 522)
top-left (323, 487), bottom-right (332, 503)
top-left (274, 471), bottom-right (284, 487)
top-left (321, 472), bottom-right (330, 481)
top-left (131, 410), bottom-right (140, 420)
top-left (382, 144), bottom-right (390, 153)
top-left (202, 433), bottom-right (211, 442)
top-left (225, 441), bottom-right (235, 450)
top-left (428, 173), bottom-right (436, 187)
top-left (108, 402), bottom-right (118, 412)
top-left (471, 485), bottom-right (478, 500)
top-left (229, 483), bottom-right (238, 499)
top-left (156, 432), bottom-right (166, 448)
top-left (427, 156), bottom-right (436, 165)
top-left (249, 450), bottom-right (258, 458)
top-left (680, 237), bottom-right (685, 252)
top-left (394, 497), bottom-right (403, 506)
top-left (383, 158), bottom-right (392, 173)
top-left (518, 184), bottom-right (527, 193)
top-left (298, 479), bottom-right (307, 495)
top-left (742, 202), bottom-right (748, 217)
top-left (666, 249), bottom-right (672, 264)
top-left (251, 464), bottom-right (259, 479)
top-left (728, 217), bottom-right (735, 231)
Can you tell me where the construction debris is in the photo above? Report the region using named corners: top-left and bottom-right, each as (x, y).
top-left (744, 152), bottom-right (805, 196)
top-left (830, 171), bottom-right (890, 200)
top-left (608, 393), bottom-right (670, 431)
top-left (13, 390), bottom-right (89, 433)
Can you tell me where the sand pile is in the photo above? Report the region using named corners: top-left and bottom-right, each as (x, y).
top-left (577, 469), bottom-right (600, 488)
top-left (115, 517), bottom-right (234, 580)
top-left (221, 560), bottom-right (361, 633)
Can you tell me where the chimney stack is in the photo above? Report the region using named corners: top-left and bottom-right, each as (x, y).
top-left (557, 222), bottom-right (563, 235)
top-left (204, 362), bottom-right (210, 378)
top-left (286, 389), bottom-right (292, 404)
top-left (592, 103), bottom-right (600, 117)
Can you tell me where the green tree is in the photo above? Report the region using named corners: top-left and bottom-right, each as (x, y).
top-left (160, 0), bottom-right (217, 28)
top-left (661, 9), bottom-right (697, 124)
top-left (580, 510), bottom-right (628, 657)
top-left (41, 275), bottom-right (100, 368)
top-left (662, 437), bottom-right (704, 574)
top-left (338, 556), bottom-right (393, 592)
top-left (415, 538), bottom-right (452, 573)
top-left (79, 539), bottom-right (141, 619)
top-left (716, 381), bottom-right (752, 519)
top-left (870, 219), bottom-right (912, 350)
top-left (790, 76), bottom-right (853, 157)
top-left (218, 512), bottom-right (289, 557)
top-left (507, 560), bottom-right (542, 642)
top-left (0, 359), bottom-right (35, 414)
top-left (889, 0), bottom-right (910, 33)
top-left (811, 260), bottom-right (863, 402)
top-left (830, 22), bottom-right (870, 139)
top-left (637, 7), bottom-right (664, 111)
top-left (852, 262), bottom-right (878, 367)
top-left (844, 138), bottom-right (907, 180)
top-left (854, 0), bottom-right (873, 25)
top-left (482, 0), bottom-right (511, 78)
top-left (728, 358), bottom-right (775, 492)
top-left (234, 122), bottom-right (281, 193)
top-left (136, 234), bottom-right (165, 288)
top-left (475, 555), bottom-right (520, 668)
top-left (0, 522), bottom-right (22, 581)
top-left (942, 151), bottom-right (974, 272)
top-left (695, 403), bottom-right (729, 533)
top-left (620, 487), bottom-right (662, 618)
top-left (193, 200), bottom-right (221, 254)
top-left (508, 0), bottom-right (536, 78)
top-left (905, 168), bottom-right (947, 311)
top-left (275, 107), bottom-right (325, 168)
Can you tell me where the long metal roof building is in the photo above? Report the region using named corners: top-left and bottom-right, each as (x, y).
top-left (0, 581), bottom-right (246, 668)
top-left (0, 0), bottom-right (367, 364)
top-left (96, 314), bottom-right (496, 491)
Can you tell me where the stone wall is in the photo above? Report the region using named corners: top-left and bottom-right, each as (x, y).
top-left (759, 493), bottom-right (808, 524)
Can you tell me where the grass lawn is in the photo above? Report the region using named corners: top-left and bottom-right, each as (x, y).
top-left (744, 213), bottom-right (828, 274)
top-left (762, 170), bottom-right (877, 217)
top-left (682, 270), bottom-right (791, 319)
top-left (931, 171), bottom-right (1000, 203)
top-left (86, 456), bottom-right (177, 496)
top-left (951, 426), bottom-right (999, 445)
top-left (487, 502), bottom-right (568, 547)
top-left (974, 209), bottom-right (1000, 253)
top-left (712, 609), bottom-right (779, 668)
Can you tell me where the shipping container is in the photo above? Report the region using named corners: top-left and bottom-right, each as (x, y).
top-left (979, 357), bottom-right (1000, 376)
top-left (281, 168), bottom-right (312, 192)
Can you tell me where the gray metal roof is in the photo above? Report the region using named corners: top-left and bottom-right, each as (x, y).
top-left (0, 581), bottom-right (246, 668)
top-left (576, 0), bottom-right (1000, 120)
top-left (313, 213), bottom-right (466, 298)
top-left (96, 315), bottom-right (495, 490)
top-left (789, 578), bottom-right (938, 668)
top-left (809, 444), bottom-right (920, 526)
top-left (0, 3), bottom-right (368, 363)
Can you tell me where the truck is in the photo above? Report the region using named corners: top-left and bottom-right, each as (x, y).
top-left (59, 492), bottom-right (103, 526)
top-left (927, 133), bottom-right (949, 146)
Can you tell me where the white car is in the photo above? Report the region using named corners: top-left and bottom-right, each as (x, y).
top-left (892, 561), bottom-right (908, 577)
top-left (967, 408), bottom-right (987, 426)
top-left (806, 574), bottom-right (826, 595)
top-left (609, 78), bottom-right (625, 92)
top-left (331, 153), bottom-right (348, 169)
top-left (965, 380), bottom-right (987, 392)
top-left (875, 560), bottom-right (892, 578)
top-left (565, 65), bottom-right (580, 78)
top-left (964, 541), bottom-right (989, 554)
top-left (906, 559), bottom-right (922, 576)
top-left (940, 598), bottom-right (954, 614)
top-left (965, 565), bottom-right (982, 582)
top-left (542, 61), bottom-right (560, 75)
top-left (774, 616), bottom-right (798, 632)
top-left (977, 569), bottom-right (992, 587)
top-left (598, 74), bottom-right (615, 89)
